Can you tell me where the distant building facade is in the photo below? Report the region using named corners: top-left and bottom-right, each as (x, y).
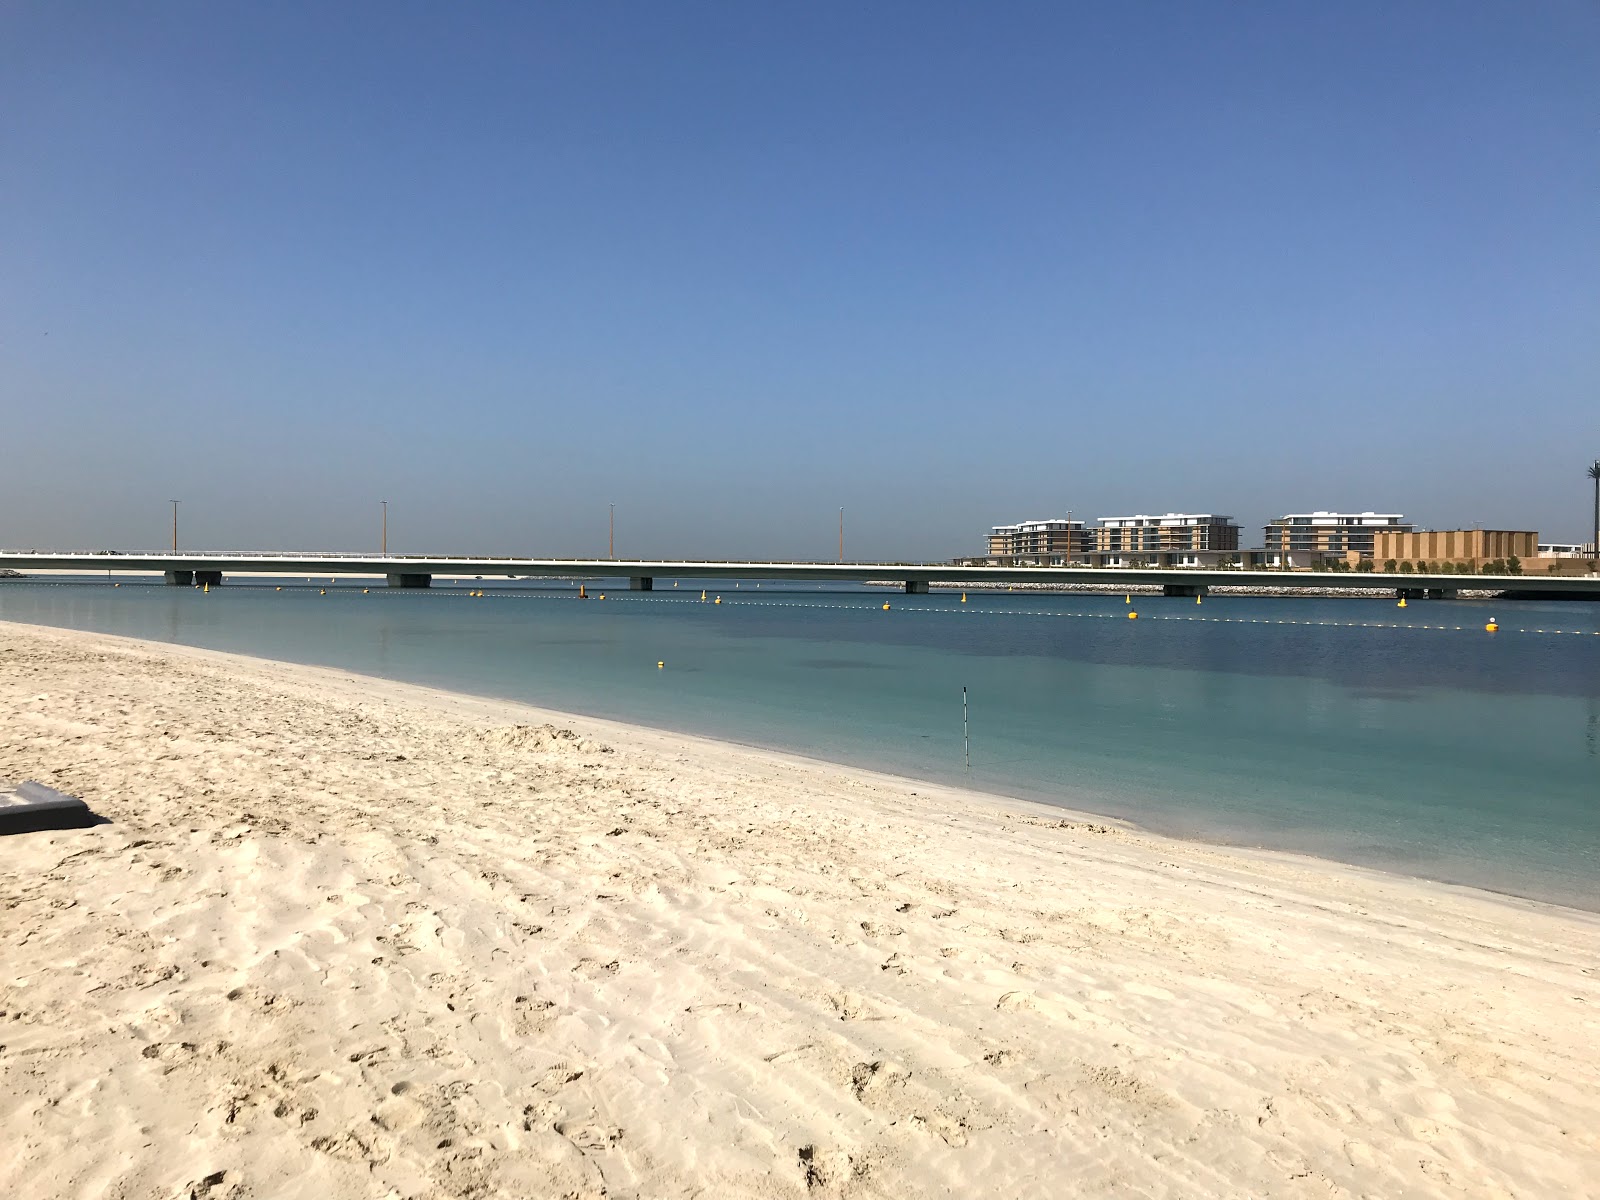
top-left (1373, 529), bottom-right (1536, 566)
top-left (1264, 512), bottom-right (1411, 559)
top-left (1094, 514), bottom-right (1240, 556)
top-left (966, 516), bottom-right (1589, 574)
top-left (1539, 543), bottom-right (1596, 558)
top-left (985, 519), bottom-right (1092, 564)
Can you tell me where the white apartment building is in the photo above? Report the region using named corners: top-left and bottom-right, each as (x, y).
top-left (1094, 514), bottom-right (1241, 556)
top-left (1264, 512), bottom-right (1411, 558)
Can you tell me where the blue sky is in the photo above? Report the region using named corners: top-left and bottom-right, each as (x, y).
top-left (3, 2), bottom-right (1596, 557)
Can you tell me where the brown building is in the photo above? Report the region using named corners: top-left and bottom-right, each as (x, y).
top-left (1372, 529), bottom-right (1536, 567)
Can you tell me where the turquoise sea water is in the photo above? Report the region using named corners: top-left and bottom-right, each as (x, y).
top-left (4, 578), bottom-right (1598, 909)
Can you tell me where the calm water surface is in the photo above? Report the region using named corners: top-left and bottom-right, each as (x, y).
top-left (4, 578), bottom-right (1598, 909)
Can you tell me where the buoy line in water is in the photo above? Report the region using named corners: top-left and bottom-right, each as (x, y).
top-left (526, 592), bottom-right (1599, 634)
top-left (38, 581), bottom-right (1600, 635)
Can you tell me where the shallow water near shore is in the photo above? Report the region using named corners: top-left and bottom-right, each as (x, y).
top-left (5, 577), bottom-right (1599, 908)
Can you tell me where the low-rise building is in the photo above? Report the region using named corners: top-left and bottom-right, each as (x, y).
top-left (985, 519), bottom-right (1092, 564)
top-left (1538, 543), bottom-right (1596, 557)
top-left (1094, 514), bottom-right (1240, 556)
top-left (1264, 512), bottom-right (1411, 559)
top-left (1372, 529), bottom-right (1536, 567)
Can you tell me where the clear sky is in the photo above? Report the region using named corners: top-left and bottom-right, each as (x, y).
top-left (3, 2), bottom-right (1597, 558)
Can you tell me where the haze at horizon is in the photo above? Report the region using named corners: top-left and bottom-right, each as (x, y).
top-left (2, 2), bottom-right (1596, 559)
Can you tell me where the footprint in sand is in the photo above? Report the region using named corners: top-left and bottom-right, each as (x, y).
top-left (913, 1110), bottom-right (970, 1148)
top-left (310, 1128), bottom-right (385, 1163)
top-left (554, 1119), bottom-right (623, 1152)
top-left (534, 1064), bottom-right (585, 1095)
top-left (184, 1169), bottom-right (242, 1198)
top-left (1079, 1063), bottom-right (1173, 1112)
top-left (140, 1040), bottom-right (199, 1064)
top-left (797, 1144), bottom-right (860, 1191)
top-left (821, 990), bottom-right (883, 1022)
top-left (374, 1093), bottom-right (426, 1132)
top-left (224, 984), bottom-right (296, 1014)
top-left (850, 1059), bottom-right (910, 1104)
top-left (511, 994), bottom-right (558, 1037)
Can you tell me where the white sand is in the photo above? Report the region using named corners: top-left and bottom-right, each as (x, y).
top-left (2, 620), bottom-right (1597, 1199)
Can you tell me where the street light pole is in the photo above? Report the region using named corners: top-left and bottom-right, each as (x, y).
top-left (838, 508), bottom-right (844, 563)
top-left (609, 503), bottom-right (615, 560)
top-left (1589, 459), bottom-right (1600, 565)
top-left (170, 500), bottom-right (180, 554)
top-left (381, 500), bottom-right (388, 556)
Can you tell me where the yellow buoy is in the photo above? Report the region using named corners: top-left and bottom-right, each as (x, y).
top-left (1485, 619), bottom-right (1499, 633)
top-left (319, 589), bottom-right (326, 595)
top-left (275, 586), bottom-right (281, 591)
top-left (960, 592), bottom-right (967, 603)
top-left (1128, 611), bottom-right (1139, 619)
top-left (658, 661), bottom-right (664, 669)
top-left (598, 593), bottom-right (605, 600)
top-left (882, 602), bottom-right (891, 611)
top-left (113, 582), bottom-right (120, 587)
top-left (1398, 597), bottom-right (1407, 608)
top-left (714, 596), bottom-right (721, 604)
top-left (363, 588), bottom-right (369, 594)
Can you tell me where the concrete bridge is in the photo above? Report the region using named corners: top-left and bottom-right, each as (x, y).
top-left (2, 552), bottom-right (1597, 600)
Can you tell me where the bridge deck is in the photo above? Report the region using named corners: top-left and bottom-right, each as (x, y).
top-left (3, 553), bottom-right (1596, 598)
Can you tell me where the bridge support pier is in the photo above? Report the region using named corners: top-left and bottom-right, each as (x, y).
top-left (1424, 588), bottom-right (1458, 600)
top-left (387, 573), bottom-right (432, 588)
top-left (164, 570), bottom-right (194, 586)
top-left (629, 576), bottom-right (653, 591)
top-left (1396, 587), bottom-right (1424, 600)
top-left (904, 580), bottom-right (929, 594)
top-left (1163, 583), bottom-right (1207, 598)
top-left (194, 571), bottom-right (223, 587)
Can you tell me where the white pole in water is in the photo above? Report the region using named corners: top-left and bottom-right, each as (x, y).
top-left (963, 686), bottom-right (969, 773)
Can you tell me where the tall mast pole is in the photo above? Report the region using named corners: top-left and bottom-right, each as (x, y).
top-left (1592, 460), bottom-right (1599, 563)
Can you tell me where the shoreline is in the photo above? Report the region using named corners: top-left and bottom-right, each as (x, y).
top-left (0, 617), bottom-right (1579, 915)
top-left (2, 616), bottom-right (1591, 915)
top-left (3, 619), bottom-right (1597, 1196)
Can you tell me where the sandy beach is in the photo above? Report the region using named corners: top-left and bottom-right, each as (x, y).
top-left (2, 619), bottom-right (1597, 1199)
